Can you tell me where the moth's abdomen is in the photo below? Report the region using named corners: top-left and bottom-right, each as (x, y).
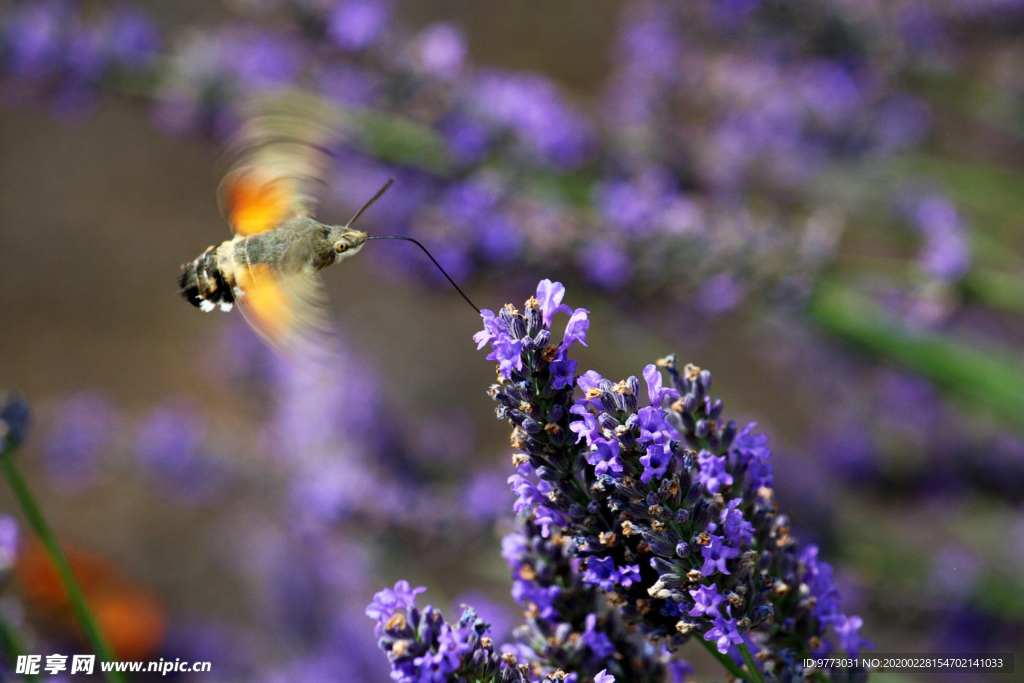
top-left (178, 243), bottom-right (236, 312)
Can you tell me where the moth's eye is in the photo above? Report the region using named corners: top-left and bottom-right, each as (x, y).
top-left (334, 241), bottom-right (349, 253)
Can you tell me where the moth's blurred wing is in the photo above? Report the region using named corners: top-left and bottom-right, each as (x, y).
top-left (219, 90), bottom-right (349, 236)
top-left (234, 263), bottom-right (336, 361)
top-left (219, 168), bottom-right (303, 236)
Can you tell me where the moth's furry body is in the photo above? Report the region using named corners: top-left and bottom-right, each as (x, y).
top-left (178, 217), bottom-right (366, 312)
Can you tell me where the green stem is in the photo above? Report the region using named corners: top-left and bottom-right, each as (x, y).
top-left (0, 612), bottom-right (39, 682)
top-left (697, 636), bottom-right (753, 681)
top-left (0, 449), bottom-right (127, 683)
top-left (738, 642), bottom-right (767, 683)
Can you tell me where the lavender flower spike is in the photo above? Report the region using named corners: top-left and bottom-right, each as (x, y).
top-left (368, 582), bottom-right (532, 683)
top-left (478, 280), bottom-right (868, 682)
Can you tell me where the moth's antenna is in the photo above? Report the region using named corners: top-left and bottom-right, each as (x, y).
top-left (346, 177), bottom-right (395, 227)
top-left (366, 235), bottom-right (479, 313)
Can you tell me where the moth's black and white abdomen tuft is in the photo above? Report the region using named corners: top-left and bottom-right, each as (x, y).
top-left (178, 246), bottom-right (235, 312)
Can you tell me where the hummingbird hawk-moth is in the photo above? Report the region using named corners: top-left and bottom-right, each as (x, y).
top-left (178, 91), bottom-right (476, 357)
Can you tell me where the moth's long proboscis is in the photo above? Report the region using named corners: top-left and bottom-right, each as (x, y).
top-left (365, 235), bottom-right (480, 314)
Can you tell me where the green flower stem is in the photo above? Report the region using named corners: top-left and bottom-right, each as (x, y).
top-left (696, 636), bottom-right (753, 681)
top-left (809, 278), bottom-right (1024, 427)
top-left (0, 612), bottom-right (39, 682)
top-left (0, 448), bottom-right (127, 683)
top-left (738, 642), bottom-right (767, 683)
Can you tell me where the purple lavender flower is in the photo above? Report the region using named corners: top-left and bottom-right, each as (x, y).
top-left (697, 451), bottom-right (733, 494)
top-left (501, 518), bottom-right (668, 681)
top-left (700, 534), bottom-right (739, 576)
top-left (479, 280), bottom-right (867, 671)
top-left (688, 584), bottom-right (724, 619)
top-left (588, 439), bottom-right (623, 477)
top-left (644, 363), bottom-right (680, 408)
top-left (704, 609), bottom-right (744, 654)
top-left (367, 584), bottom-right (532, 683)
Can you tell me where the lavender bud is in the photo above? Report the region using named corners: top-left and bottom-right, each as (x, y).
top-left (599, 413), bottom-right (619, 432)
top-left (547, 404), bottom-right (564, 423)
top-left (525, 303), bottom-right (542, 336)
top-left (751, 605), bottom-right (774, 626)
top-left (657, 573), bottom-right (685, 588)
top-left (622, 391), bottom-right (638, 414)
top-left (680, 410), bottom-right (697, 432)
top-left (521, 418), bottom-right (543, 434)
top-left (535, 466), bottom-right (561, 482)
top-left (534, 329), bottom-right (550, 347)
top-left (645, 492), bottom-right (660, 507)
top-left (692, 500), bottom-right (711, 529)
top-left (684, 482), bottom-right (703, 506)
top-left (683, 395), bottom-right (698, 414)
top-left (721, 420), bottom-right (738, 450)
top-left (708, 398), bottom-right (724, 419)
top-left (706, 432), bottom-right (721, 453)
top-left (675, 542), bottom-right (691, 558)
top-left (600, 391), bottom-right (619, 415)
top-left (650, 556), bottom-right (678, 575)
top-left (568, 504), bottom-right (586, 521)
top-left (699, 369), bottom-right (712, 391)
top-left (644, 533), bottom-right (676, 558)
top-left (674, 509), bottom-right (690, 525)
top-left (695, 419), bottom-right (710, 439)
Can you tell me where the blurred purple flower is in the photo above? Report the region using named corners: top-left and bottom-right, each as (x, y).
top-left (616, 9), bottom-right (680, 79)
top-left (3, 0), bottom-right (68, 79)
top-left (909, 194), bottom-right (971, 281)
top-left (327, 0), bottom-right (390, 52)
top-left (136, 405), bottom-right (230, 505)
top-left (696, 274), bottom-right (744, 313)
top-left (578, 241), bottom-right (631, 290)
top-left (227, 33), bottom-right (302, 89)
top-left (108, 8), bottom-right (160, 70)
top-left (875, 94), bottom-right (932, 150)
top-left (415, 23), bottom-right (466, 79)
top-left (441, 114), bottom-right (490, 165)
top-left (44, 391), bottom-right (115, 489)
top-left (472, 71), bottom-right (591, 168)
top-left (462, 471), bottom-right (515, 522)
top-left (0, 515), bottom-right (17, 573)
top-left (317, 63), bottom-right (379, 107)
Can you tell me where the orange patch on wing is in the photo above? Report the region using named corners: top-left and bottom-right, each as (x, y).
top-left (223, 170), bottom-right (294, 235)
top-left (16, 541), bottom-right (167, 660)
top-left (237, 263), bottom-right (293, 343)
